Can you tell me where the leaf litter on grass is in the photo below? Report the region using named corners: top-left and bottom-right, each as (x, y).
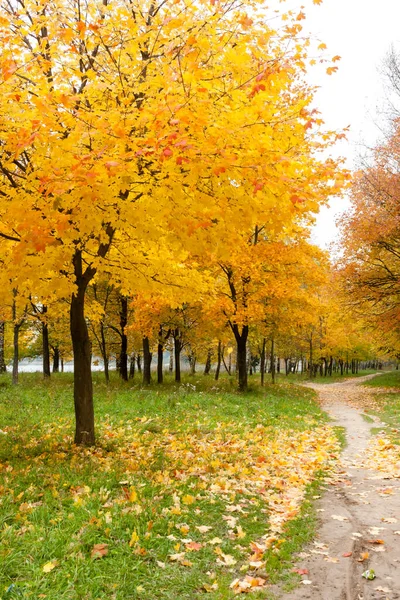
top-left (0, 396), bottom-right (340, 598)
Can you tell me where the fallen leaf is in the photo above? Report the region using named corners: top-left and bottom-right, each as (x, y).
top-left (342, 552), bottom-right (352, 557)
top-left (382, 517), bottom-right (397, 523)
top-left (91, 543), bottom-right (108, 559)
top-left (302, 580), bottom-right (312, 585)
top-left (331, 515), bottom-right (348, 521)
top-left (129, 530), bottom-right (139, 546)
top-left (185, 541), bottom-right (202, 551)
top-left (357, 552), bottom-right (369, 562)
top-left (293, 568), bottom-right (309, 575)
top-left (196, 525), bottom-right (212, 534)
top-left (367, 539), bottom-right (384, 545)
top-left (324, 556), bottom-right (339, 563)
top-left (216, 553), bottom-right (237, 566)
top-left (42, 560), bottom-right (58, 573)
top-left (375, 586), bottom-right (391, 593)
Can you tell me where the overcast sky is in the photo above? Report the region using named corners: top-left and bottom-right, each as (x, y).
top-left (285, 0), bottom-right (400, 249)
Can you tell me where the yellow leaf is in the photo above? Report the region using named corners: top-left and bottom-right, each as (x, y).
top-left (42, 560), bottom-right (58, 573)
top-left (129, 530), bottom-right (139, 547)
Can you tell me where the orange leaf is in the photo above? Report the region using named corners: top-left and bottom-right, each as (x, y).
top-left (91, 543), bottom-right (108, 559)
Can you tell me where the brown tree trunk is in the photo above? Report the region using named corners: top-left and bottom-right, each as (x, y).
top-left (70, 250), bottom-right (96, 446)
top-left (142, 336), bottom-right (152, 384)
top-left (52, 346), bottom-right (60, 373)
top-left (136, 353), bottom-right (142, 373)
top-left (260, 338), bottom-right (266, 386)
top-left (98, 321), bottom-right (109, 384)
top-left (129, 353), bottom-right (135, 379)
top-left (309, 334), bottom-right (314, 379)
top-left (157, 339), bottom-right (163, 384)
top-left (119, 294), bottom-right (128, 381)
top-left (70, 284), bottom-right (94, 445)
top-left (12, 296), bottom-right (20, 386)
top-left (232, 324), bottom-right (248, 391)
top-left (12, 324), bottom-right (19, 385)
top-left (0, 322), bottom-right (6, 373)
top-left (270, 337), bottom-right (276, 384)
top-left (215, 341), bottom-right (222, 381)
top-left (204, 349), bottom-right (212, 375)
top-left (42, 317), bottom-right (51, 378)
top-left (174, 329), bottom-right (182, 383)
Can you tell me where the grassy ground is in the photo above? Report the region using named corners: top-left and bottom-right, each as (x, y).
top-left (363, 370), bottom-right (400, 445)
top-left (0, 372), bottom-right (340, 599)
top-left (271, 368), bottom-right (378, 385)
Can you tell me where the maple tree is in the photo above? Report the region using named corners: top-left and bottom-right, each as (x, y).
top-left (0, 0), bottom-right (347, 442)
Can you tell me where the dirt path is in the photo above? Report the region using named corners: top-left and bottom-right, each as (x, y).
top-left (281, 375), bottom-right (400, 600)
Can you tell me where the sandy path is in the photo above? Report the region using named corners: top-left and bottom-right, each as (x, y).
top-left (281, 375), bottom-right (400, 600)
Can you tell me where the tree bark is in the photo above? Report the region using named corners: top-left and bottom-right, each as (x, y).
top-left (99, 321), bottom-right (109, 384)
top-left (204, 349), bottom-right (212, 375)
top-left (260, 338), bottom-right (266, 386)
top-left (174, 329), bottom-right (182, 383)
top-left (309, 334), bottom-right (314, 379)
top-left (12, 296), bottom-right (20, 386)
top-left (70, 282), bottom-right (94, 445)
top-left (119, 294), bottom-right (128, 381)
top-left (70, 250), bottom-right (96, 446)
top-left (215, 341), bottom-right (222, 381)
top-left (157, 338), bottom-right (163, 384)
top-left (129, 353), bottom-right (135, 379)
top-left (42, 319), bottom-right (51, 378)
top-left (52, 346), bottom-right (60, 373)
top-left (0, 322), bottom-right (6, 373)
top-left (136, 353), bottom-right (142, 373)
top-left (232, 324), bottom-right (248, 391)
top-left (142, 336), bottom-right (152, 384)
top-left (270, 337), bottom-right (276, 384)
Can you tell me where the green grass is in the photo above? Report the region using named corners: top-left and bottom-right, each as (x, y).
top-left (270, 368), bottom-right (378, 385)
top-left (0, 372), bottom-right (339, 600)
top-left (363, 370), bottom-right (400, 388)
top-left (362, 370), bottom-right (400, 445)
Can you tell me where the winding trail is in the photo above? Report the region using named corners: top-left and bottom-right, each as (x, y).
top-left (281, 375), bottom-right (400, 600)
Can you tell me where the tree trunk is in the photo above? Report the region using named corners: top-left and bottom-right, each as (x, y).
top-left (189, 353), bottom-right (196, 375)
top-left (309, 334), bottom-right (314, 379)
top-left (142, 337), bottom-right (152, 384)
top-left (70, 284), bottom-right (94, 445)
top-left (42, 318), bottom-right (51, 378)
top-left (260, 338), bottom-right (266, 386)
top-left (270, 337), bottom-right (276, 384)
top-left (70, 250), bottom-right (96, 446)
top-left (204, 349), bottom-right (212, 375)
top-left (52, 347), bottom-right (60, 373)
top-left (174, 329), bottom-right (182, 383)
top-left (215, 340), bottom-right (222, 381)
top-left (61, 357), bottom-right (64, 372)
top-left (0, 322), bottom-right (6, 373)
top-left (12, 297), bottom-right (20, 386)
top-left (232, 324), bottom-right (248, 391)
top-left (169, 350), bottom-right (173, 372)
top-left (136, 353), bottom-right (142, 373)
top-left (119, 295), bottom-right (128, 381)
top-left (12, 324), bottom-right (19, 386)
top-left (99, 322), bottom-right (109, 384)
top-left (157, 341), bottom-right (163, 384)
top-left (129, 353), bottom-right (135, 379)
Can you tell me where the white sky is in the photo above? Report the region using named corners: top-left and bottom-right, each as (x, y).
top-left (289, 0), bottom-right (400, 249)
